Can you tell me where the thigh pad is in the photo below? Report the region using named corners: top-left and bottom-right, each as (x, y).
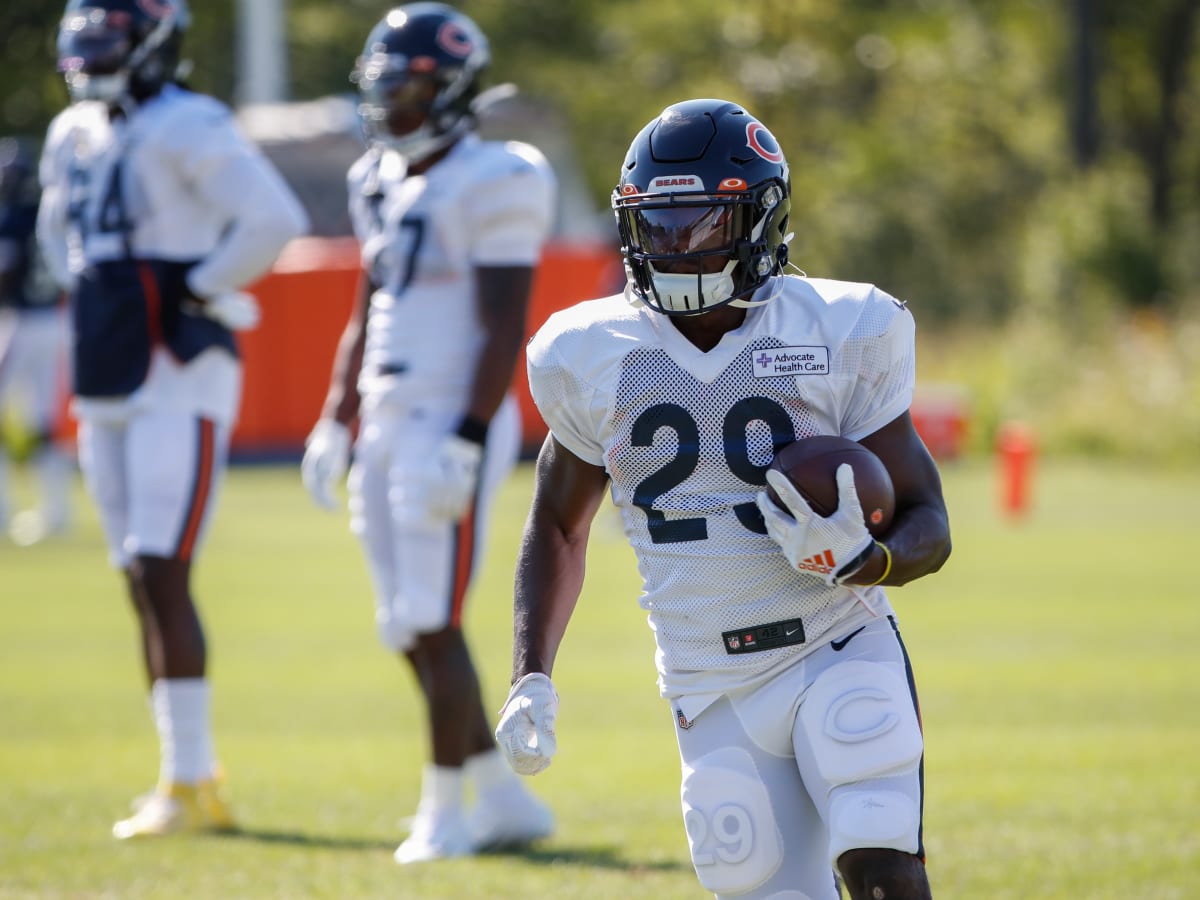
top-left (680, 746), bottom-right (785, 896)
top-left (797, 659), bottom-right (923, 787)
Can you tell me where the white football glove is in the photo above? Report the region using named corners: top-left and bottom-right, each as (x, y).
top-left (301, 419), bottom-right (351, 511)
top-left (495, 673), bottom-right (559, 776)
top-left (189, 291), bottom-right (262, 331)
top-left (427, 433), bottom-right (483, 521)
top-left (754, 464), bottom-right (874, 586)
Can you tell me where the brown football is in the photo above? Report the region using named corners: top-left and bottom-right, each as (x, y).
top-left (766, 435), bottom-right (895, 538)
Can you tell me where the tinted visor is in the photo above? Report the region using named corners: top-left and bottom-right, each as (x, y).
top-left (58, 9), bottom-right (133, 76)
top-left (626, 203), bottom-right (734, 256)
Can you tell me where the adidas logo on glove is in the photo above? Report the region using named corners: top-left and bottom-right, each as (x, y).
top-left (797, 549), bottom-right (836, 575)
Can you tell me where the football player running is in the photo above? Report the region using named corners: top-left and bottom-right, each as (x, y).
top-left (0, 136), bottom-right (73, 545)
top-left (497, 99), bottom-right (951, 899)
top-left (37, 0), bottom-right (308, 839)
top-left (301, 3), bottom-right (556, 864)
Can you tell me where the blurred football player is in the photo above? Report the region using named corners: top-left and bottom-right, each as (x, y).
top-left (0, 136), bottom-right (72, 545)
top-left (37, 0), bottom-right (309, 839)
top-left (496, 99), bottom-right (952, 899)
top-left (301, 3), bottom-right (556, 863)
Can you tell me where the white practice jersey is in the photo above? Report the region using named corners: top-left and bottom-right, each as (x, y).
top-left (37, 85), bottom-right (308, 426)
top-left (527, 275), bottom-right (916, 700)
top-left (347, 134), bottom-right (555, 412)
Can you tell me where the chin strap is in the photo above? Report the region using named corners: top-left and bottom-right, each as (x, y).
top-left (729, 276), bottom-right (785, 309)
top-left (380, 115), bottom-right (473, 164)
top-left (374, 82), bottom-right (513, 164)
top-left (471, 82), bottom-right (518, 115)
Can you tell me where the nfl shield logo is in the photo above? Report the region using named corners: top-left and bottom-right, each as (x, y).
top-left (676, 708), bottom-right (692, 730)
top-left (728, 635), bottom-right (741, 650)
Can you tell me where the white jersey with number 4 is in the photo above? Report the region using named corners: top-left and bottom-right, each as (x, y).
top-left (526, 275), bottom-right (916, 700)
top-left (37, 85), bottom-right (307, 298)
top-left (347, 133), bottom-right (556, 413)
top-left (36, 84), bottom-right (308, 427)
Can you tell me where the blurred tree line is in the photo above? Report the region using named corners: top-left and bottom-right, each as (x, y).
top-left (4, 0), bottom-right (1198, 325)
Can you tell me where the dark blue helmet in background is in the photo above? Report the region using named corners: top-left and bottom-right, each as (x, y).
top-left (351, 3), bottom-right (490, 162)
top-left (57, 0), bottom-right (190, 104)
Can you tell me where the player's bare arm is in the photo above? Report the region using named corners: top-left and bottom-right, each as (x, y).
top-left (498, 436), bottom-right (607, 776)
top-left (850, 410), bottom-right (952, 587)
top-left (511, 435), bottom-right (610, 680)
top-left (418, 264), bottom-right (538, 522)
top-left (463, 264), bottom-right (534, 426)
top-left (320, 271), bottom-right (373, 425)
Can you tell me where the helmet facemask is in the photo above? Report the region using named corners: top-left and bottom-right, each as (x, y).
top-left (353, 56), bottom-right (477, 162)
top-left (615, 181), bottom-right (789, 316)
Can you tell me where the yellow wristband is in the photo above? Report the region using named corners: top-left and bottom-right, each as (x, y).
top-left (864, 541), bottom-right (892, 587)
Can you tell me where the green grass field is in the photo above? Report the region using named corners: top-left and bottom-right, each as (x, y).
top-left (2, 458), bottom-right (1198, 899)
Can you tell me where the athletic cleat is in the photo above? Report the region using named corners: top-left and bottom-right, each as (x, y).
top-left (112, 779), bottom-right (237, 839)
top-left (468, 783), bottom-right (555, 851)
top-left (129, 764), bottom-right (229, 814)
top-left (394, 808), bottom-right (475, 864)
top-left (129, 788), bottom-right (156, 814)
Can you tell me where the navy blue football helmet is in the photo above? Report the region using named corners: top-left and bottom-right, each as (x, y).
top-left (613, 99), bottom-right (792, 316)
top-left (351, 3), bottom-right (490, 162)
top-left (57, 0), bottom-right (190, 104)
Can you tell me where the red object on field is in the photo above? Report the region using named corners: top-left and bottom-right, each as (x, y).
top-left (996, 420), bottom-right (1036, 519)
top-left (910, 384), bottom-right (969, 461)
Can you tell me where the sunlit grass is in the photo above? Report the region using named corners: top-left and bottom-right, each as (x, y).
top-left (1, 459), bottom-right (1197, 898)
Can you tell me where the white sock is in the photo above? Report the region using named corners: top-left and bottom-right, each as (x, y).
top-left (465, 748), bottom-right (528, 811)
top-left (151, 678), bottom-right (214, 785)
top-left (465, 748), bottom-right (520, 801)
top-left (417, 764), bottom-right (465, 816)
